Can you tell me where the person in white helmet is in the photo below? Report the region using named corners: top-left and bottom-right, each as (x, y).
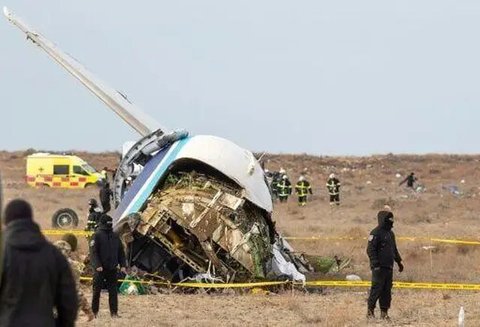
top-left (277, 174), bottom-right (292, 202)
top-left (326, 173), bottom-right (341, 206)
top-left (295, 175), bottom-right (313, 206)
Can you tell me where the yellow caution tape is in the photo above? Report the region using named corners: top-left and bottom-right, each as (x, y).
top-left (304, 280), bottom-right (480, 290)
top-left (42, 229), bottom-right (480, 246)
top-left (43, 229), bottom-right (92, 236)
top-left (78, 276), bottom-right (480, 291)
top-left (79, 276), bottom-right (289, 288)
top-left (284, 235), bottom-right (480, 246)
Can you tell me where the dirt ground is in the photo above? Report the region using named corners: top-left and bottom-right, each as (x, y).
top-left (2, 150), bottom-right (480, 326)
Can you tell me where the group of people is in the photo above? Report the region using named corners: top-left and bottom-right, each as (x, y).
top-left (265, 168), bottom-right (341, 206)
top-left (266, 168), bottom-right (419, 208)
top-left (0, 199), bottom-right (127, 326)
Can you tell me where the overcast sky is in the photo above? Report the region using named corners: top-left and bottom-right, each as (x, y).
top-left (1, 1), bottom-right (479, 155)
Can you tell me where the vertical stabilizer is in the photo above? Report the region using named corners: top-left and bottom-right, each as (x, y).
top-left (4, 7), bottom-right (165, 137)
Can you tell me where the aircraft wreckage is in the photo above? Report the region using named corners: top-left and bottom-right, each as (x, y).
top-left (4, 7), bottom-right (311, 283)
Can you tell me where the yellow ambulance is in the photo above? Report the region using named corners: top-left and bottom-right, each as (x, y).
top-left (26, 153), bottom-right (104, 188)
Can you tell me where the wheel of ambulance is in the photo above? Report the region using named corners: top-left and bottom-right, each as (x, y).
top-left (52, 208), bottom-right (79, 229)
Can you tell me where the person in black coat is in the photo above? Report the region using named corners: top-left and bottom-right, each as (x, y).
top-left (99, 183), bottom-right (114, 213)
top-left (399, 172), bottom-right (417, 189)
top-left (0, 199), bottom-right (78, 327)
top-left (366, 210), bottom-right (404, 320)
top-left (90, 214), bottom-right (126, 318)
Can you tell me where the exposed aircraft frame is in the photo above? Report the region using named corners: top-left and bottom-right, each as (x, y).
top-left (4, 7), bottom-right (309, 283)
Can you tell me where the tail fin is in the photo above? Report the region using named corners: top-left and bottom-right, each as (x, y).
top-left (4, 7), bottom-right (166, 137)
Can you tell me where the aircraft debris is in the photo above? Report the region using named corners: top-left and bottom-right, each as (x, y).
top-left (4, 7), bottom-right (310, 284)
top-left (346, 274), bottom-right (361, 281)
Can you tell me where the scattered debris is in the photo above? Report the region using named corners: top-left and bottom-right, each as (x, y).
top-left (310, 256), bottom-right (351, 274)
top-left (442, 184), bottom-right (462, 197)
top-left (346, 274), bottom-right (361, 281)
top-left (415, 184), bottom-right (427, 193)
top-left (119, 274), bottom-right (147, 295)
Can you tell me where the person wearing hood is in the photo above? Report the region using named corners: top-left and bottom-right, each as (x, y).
top-left (366, 210), bottom-right (404, 320)
top-left (0, 199), bottom-right (78, 327)
top-left (90, 214), bottom-right (127, 318)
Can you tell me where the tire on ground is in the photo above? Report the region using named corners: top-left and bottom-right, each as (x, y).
top-left (51, 208), bottom-right (79, 229)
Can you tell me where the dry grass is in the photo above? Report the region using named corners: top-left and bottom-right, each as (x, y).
top-left (3, 151), bottom-right (480, 326)
top-left (74, 291), bottom-right (480, 326)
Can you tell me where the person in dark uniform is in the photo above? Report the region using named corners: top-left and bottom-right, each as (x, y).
top-left (366, 210), bottom-right (404, 320)
top-left (295, 176), bottom-right (313, 206)
top-left (90, 215), bottom-right (126, 318)
top-left (326, 173), bottom-right (341, 206)
top-left (399, 172), bottom-right (417, 189)
top-left (99, 183), bottom-right (113, 213)
top-left (270, 171), bottom-right (281, 201)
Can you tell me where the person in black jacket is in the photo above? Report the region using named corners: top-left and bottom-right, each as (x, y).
top-left (99, 183), bottom-right (114, 213)
top-left (90, 214), bottom-right (127, 318)
top-left (399, 172), bottom-right (417, 189)
top-left (366, 210), bottom-right (404, 320)
top-left (0, 199), bottom-right (78, 327)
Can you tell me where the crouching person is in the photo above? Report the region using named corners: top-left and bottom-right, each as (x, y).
top-left (55, 234), bottom-right (95, 322)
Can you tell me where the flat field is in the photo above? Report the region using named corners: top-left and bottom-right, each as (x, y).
top-left (2, 151), bottom-right (480, 326)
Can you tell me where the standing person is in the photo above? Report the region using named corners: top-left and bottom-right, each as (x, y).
top-left (295, 176), bottom-right (313, 206)
top-left (270, 171), bottom-right (281, 201)
top-left (90, 215), bottom-right (127, 318)
top-left (100, 166), bottom-right (112, 184)
top-left (399, 172), bottom-right (417, 189)
top-left (86, 198), bottom-right (103, 233)
top-left (55, 234), bottom-right (95, 322)
top-left (99, 182), bottom-right (114, 213)
top-left (326, 173), bottom-right (341, 206)
top-left (366, 210), bottom-right (404, 320)
top-left (277, 174), bottom-right (292, 203)
top-left (0, 199), bottom-right (78, 327)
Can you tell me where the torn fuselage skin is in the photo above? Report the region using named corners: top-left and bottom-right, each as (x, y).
top-left (116, 163), bottom-right (276, 283)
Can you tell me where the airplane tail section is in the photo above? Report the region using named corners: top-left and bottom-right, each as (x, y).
top-left (3, 7), bottom-right (165, 137)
